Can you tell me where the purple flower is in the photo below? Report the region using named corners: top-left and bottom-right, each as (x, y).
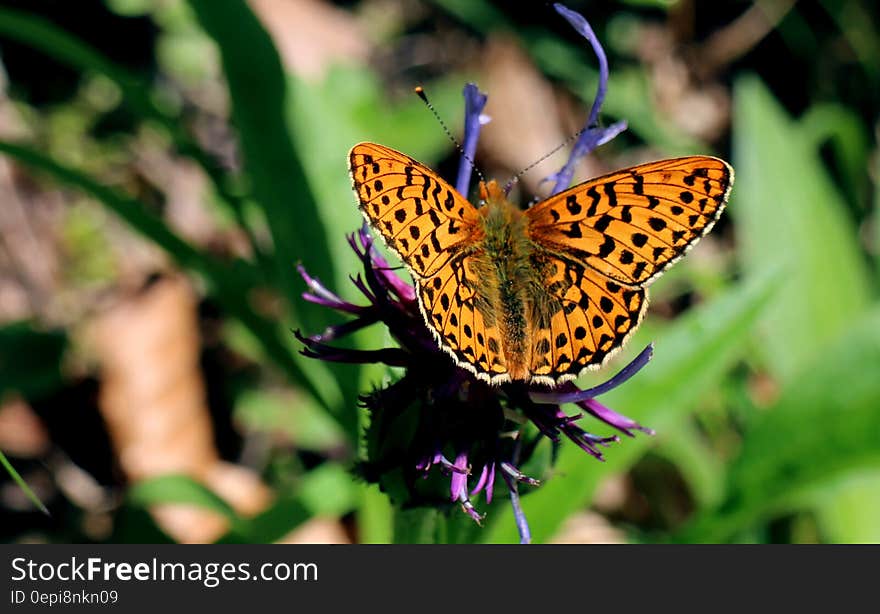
top-left (297, 4), bottom-right (650, 544)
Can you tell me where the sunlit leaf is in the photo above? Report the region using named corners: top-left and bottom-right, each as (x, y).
top-left (731, 75), bottom-right (872, 382)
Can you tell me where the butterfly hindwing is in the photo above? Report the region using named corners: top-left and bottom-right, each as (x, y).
top-left (350, 143), bottom-right (481, 278)
top-left (529, 252), bottom-right (646, 382)
top-left (416, 252), bottom-right (508, 381)
top-left (526, 156), bottom-right (733, 286)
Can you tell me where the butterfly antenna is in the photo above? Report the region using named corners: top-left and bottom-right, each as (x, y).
top-left (414, 86), bottom-right (486, 185)
top-left (501, 123), bottom-right (590, 194)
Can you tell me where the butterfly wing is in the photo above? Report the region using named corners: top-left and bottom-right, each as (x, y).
top-left (526, 157), bottom-right (733, 286)
top-left (351, 143), bottom-right (502, 379)
top-left (528, 252), bottom-right (646, 383)
top-left (416, 252), bottom-right (509, 382)
top-left (350, 143), bottom-right (482, 278)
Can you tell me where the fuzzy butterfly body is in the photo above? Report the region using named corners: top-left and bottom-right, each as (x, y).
top-left (349, 142), bottom-right (733, 386)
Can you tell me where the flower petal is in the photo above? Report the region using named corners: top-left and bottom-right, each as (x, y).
top-left (530, 343), bottom-right (654, 405)
top-left (548, 4), bottom-right (627, 195)
top-left (456, 83), bottom-right (488, 196)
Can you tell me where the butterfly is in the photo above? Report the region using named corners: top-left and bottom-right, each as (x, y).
top-left (350, 142), bottom-right (733, 386)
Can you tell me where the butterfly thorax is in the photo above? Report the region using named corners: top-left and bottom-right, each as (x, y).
top-left (475, 180), bottom-right (541, 380)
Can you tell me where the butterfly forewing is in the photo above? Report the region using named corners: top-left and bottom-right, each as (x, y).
top-left (350, 143), bottom-right (482, 278)
top-left (526, 156), bottom-right (733, 286)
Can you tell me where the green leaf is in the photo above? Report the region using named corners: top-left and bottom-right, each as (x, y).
top-left (393, 508), bottom-right (440, 544)
top-left (187, 0), bottom-right (336, 333)
top-left (0, 450), bottom-right (49, 515)
top-left (218, 494), bottom-right (310, 544)
top-left (297, 462), bottom-right (357, 517)
top-left (731, 75), bottom-right (872, 382)
top-left (234, 389), bottom-right (346, 453)
top-left (814, 470), bottom-right (880, 543)
top-left (429, 0), bottom-right (511, 31)
top-left (799, 103), bottom-right (871, 210)
top-left (678, 306), bottom-right (880, 542)
top-left (654, 420), bottom-right (725, 509)
top-left (128, 475), bottom-right (241, 525)
top-left (484, 268), bottom-right (779, 543)
top-left (0, 142), bottom-right (215, 277)
top-left (129, 474), bottom-right (315, 543)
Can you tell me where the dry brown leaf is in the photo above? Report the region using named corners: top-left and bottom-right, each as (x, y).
top-left (278, 517), bottom-right (351, 544)
top-left (478, 36), bottom-right (568, 196)
top-left (91, 274), bottom-right (271, 543)
top-left (248, 0), bottom-right (369, 79)
top-left (550, 511), bottom-right (627, 544)
top-left (0, 396), bottom-right (50, 457)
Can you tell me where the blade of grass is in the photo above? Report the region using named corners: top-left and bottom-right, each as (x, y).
top-left (484, 268), bottom-right (779, 543)
top-left (217, 494), bottom-right (311, 544)
top-left (0, 450), bottom-right (49, 515)
top-left (187, 0), bottom-right (336, 333)
top-left (128, 474), bottom-right (240, 525)
top-left (128, 474), bottom-right (311, 543)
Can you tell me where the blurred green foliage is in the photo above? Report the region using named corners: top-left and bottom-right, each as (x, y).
top-left (0, 0), bottom-right (878, 544)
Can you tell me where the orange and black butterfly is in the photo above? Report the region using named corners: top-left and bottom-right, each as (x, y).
top-left (350, 143), bottom-right (733, 386)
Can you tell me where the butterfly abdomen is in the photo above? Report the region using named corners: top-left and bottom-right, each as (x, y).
top-left (480, 192), bottom-right (537, 380)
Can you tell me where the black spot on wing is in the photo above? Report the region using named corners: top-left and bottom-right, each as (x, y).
top-left (594, 215), bottom-right (613, 233)
top-left (648, 217), bottom-right (666, 231)
top-left (563, 223), bottom-right (582, 239)
top-left (586, 186), bottom-right (601, 216)
top-left (632, 261), bottom-right (647, 280)
top-left (603, 181), bottom-right (617, 206)
top-left (597, 236), bottom-right (616, 258)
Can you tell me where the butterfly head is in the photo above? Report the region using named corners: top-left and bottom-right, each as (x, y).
top-left (478, 179), bottom-right (506, 206)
